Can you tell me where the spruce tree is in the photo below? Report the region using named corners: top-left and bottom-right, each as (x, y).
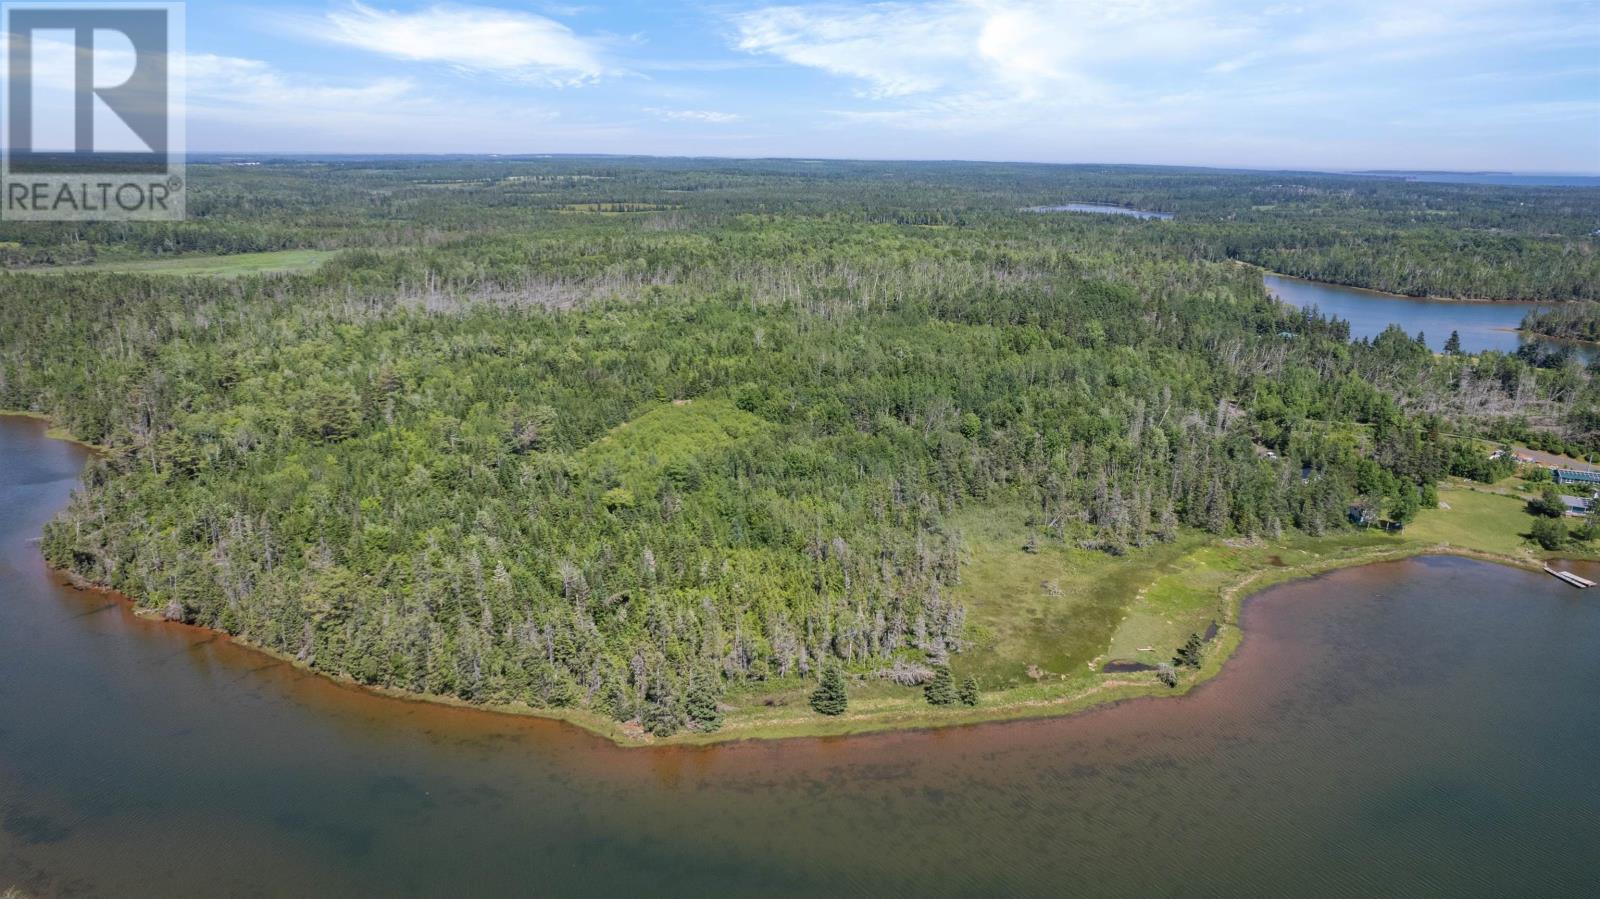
top-left (685, 672), bottom-right (724, 731)
top-left (924, 665), bottom-right (957, 706)
top-left (1444, 330), bottom-right (1463, 355)
top-left (1173, 632), bottom-right (1205, 669)
top-left (810, 665), bottom-right (848, 716)
top-left (957, 675), bottom-right (979, 707)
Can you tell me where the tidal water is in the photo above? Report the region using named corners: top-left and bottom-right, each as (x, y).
top-left (2, 415), bottom-right (1598, 898)
top-left (1264, 273), bottom-right (1595, 362)
top-left (1022, 203), bottom-right (1174, 220)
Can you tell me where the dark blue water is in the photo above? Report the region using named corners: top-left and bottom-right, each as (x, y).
top-left (2, 416), bottom-right (1599, 897)
top-left (1265, 273), bottom-right (1594, 362)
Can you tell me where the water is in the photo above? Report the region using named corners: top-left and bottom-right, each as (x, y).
top-left (1022, 203), bottom-right (1173, 220)
top-left (3, 415), bottom-right (1599, 898)
top-left (1264, 273), bottom-right (1595, 362)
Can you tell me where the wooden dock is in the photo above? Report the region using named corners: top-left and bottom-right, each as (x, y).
top-left (1545, 566), bottom-right (1596, 589)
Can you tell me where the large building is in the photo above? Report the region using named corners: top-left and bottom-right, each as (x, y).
top-left (1554, 468), bottom-right (1600, 487)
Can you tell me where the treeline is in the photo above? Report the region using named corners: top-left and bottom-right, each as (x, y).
top-left (2, 162), bottom-right (1596, 734)
top-left (1523, 303), bottom-right (1600, 344)
top-left (4, 158), bottom-right (1596, 301)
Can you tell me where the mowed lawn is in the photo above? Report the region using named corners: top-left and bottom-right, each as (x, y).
top-left (1408, 481), bottom-right (1539, 558)
top-left (25, 249), bottom-right (336, 277)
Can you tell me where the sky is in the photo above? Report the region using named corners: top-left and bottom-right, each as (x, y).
top-left (17, 0), bottom-right (1600, 170)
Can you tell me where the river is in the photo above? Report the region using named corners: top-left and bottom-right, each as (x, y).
top-left (2, 415), bottom-right (1598, 898)
top-left (1264, 273), bottom-right (1595, 362)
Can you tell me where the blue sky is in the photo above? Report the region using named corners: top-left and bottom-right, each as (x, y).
top-left (164, 1), bottom-right (1600, 169)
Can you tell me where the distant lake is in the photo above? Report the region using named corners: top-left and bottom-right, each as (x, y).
top-left (4, 415), bottom-right (1600, 898)
top-left (1022, 202), bottom-right (1173, 220)
top-left (1264, 273), bottom-right (1594, 362)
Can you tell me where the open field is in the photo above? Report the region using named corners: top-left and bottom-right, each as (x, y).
top-left (949, 510), bottom-right (1209, 685)
top-left (1407, 481), bottom-right (1545, 556)
top-left (19, 249), bottom-right (336, 277)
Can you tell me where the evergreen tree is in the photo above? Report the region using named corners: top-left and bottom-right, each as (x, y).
top-left (641, 698), bottom-right (681, 737)
top-left (1173, 632), bottom-right (1205, 669)
top-left (810, 665), bottom-right (848, 716)
top-left (1444, 330), bottom-right (1463, 355)
top-left (924, 665), bottom-right (957, 705)
top-left (685, 671), bottom-right (724, 731)
top-left (957, 675), bottom-right (979, 707)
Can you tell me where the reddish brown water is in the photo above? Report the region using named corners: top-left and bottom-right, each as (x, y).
top-left (3, 415), bottom-right (1598, 897)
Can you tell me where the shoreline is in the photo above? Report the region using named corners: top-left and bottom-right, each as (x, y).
top-left (1240, 262), bottom-right (1580, 305)
top-left (0, 410), bottom-right (110, 452)
top-left (10, 412), bottom-right (1594, 749)
top-left (40, 528), bottom-right (1579, 749)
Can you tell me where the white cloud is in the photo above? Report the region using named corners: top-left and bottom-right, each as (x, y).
top-left (188, 53), bottom-right (417, 114)
top-left (726, 0), bottom-right (1600, 158)
top-left (310, 2), bottom-right (612, 85)
top-left (732, 3), bottom-right (978, 97)
top-left (648, 108), bottom-right (741, 123)
top-left (730, 1), bottom-right (1250, 102)
top-left (178, 51), bottom-right (584, 152)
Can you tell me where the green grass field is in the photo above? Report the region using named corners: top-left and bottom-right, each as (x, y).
top-left (1407, 481), bottom-right (1541, 557)
top-left (24, 249), bottom-right (336, 277)
top-left (1105, 531), bottom-right (1400, 665)
top-left (949, 510), bottom-right (1209, 686)
top-left (577, 399), bottom-right (769, 491)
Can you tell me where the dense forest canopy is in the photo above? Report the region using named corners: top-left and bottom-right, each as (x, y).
top-left (4, 158), bottom-right (1596, 300)
top-left (1, 159), bottom-right (1596, 735)
top-left (1523, 302), bottom-right (1600, 345)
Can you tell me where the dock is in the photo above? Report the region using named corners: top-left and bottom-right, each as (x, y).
top-left (1545, 566), bottom-right (1596, 589)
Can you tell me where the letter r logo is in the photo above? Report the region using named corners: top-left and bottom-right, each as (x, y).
top-left (6, 6), bottom-right (167, 164)
top-left (1, 3), bottom-right (184, 220)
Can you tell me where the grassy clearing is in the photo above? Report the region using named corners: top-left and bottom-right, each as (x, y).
top-left (577, 399), bottom-right (768, 490)
top-left (1107, 531), bottom-right (1398, 665)
top-left (949, 509), bottom-right (1208, 686)
top-left (23, 249), bottom-right (336, 277)
top-left (1407, 481), bottom-right (1541, 557)
top-left (557, 202), bottom-right (680, 213)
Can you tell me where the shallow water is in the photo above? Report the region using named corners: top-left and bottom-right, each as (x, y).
top-left (1265, 273), bottom-right (1594, 362)
top-left (2, 416), bottom-right (1598, 897)
top-left (1022, 203), bottom-right (1173, 220)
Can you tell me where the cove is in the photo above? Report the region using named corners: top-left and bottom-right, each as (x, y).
top-left (3, 415), bottom-right (1599, 898)
top-left (1264, 272), bottom-right (1595, 362)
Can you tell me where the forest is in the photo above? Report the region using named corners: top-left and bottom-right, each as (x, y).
top-left (1, 159), bottom-right (1596, 736)
top-left (1523, 302), bottom-right (1600, 345)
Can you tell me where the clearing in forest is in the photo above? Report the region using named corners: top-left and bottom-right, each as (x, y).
top-left (577, 399), bottom-right (770, 490)
top-left (27, 249), bottom-right (336, 277)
